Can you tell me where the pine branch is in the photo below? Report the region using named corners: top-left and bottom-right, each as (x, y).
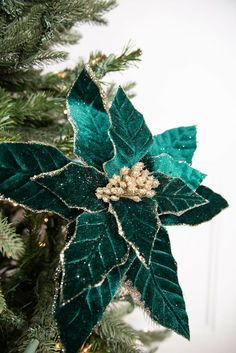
top-left (138, 329), bottom-right (171, 353)
top-left (0, 287), bottom-right (25, 341)
top-left (0, 0), bottom-right (24, 19)
top-left (0, 288), bottom-right (6, 314)
top-left (0, 306), bottom-right (25, 331)
top-left (56, 29), bottom-right (82, 45)
top-left (0, 0), bottom-right (118, 76)
top-left (89, 46), bottom-right (142, 78)
top-left (0, 129), bottom-right (21, 142)
top-left (18, 325), bottom-right (58, 353)
top-left (94, 312), bottom-right (141, 353)
top-left (21, 50), bottom-right (68, 68)
top-left (50, 0), bottom-right (117, 26)
top-left (14, 215), bottom-right (66, 353)
top-left (0, 4), bottom-right (48, 70)
top-left (107, 302), bottom-right (135, 319)
top-left (0, 215), bottom-right (24, 259)
top-left (0, 87), bottom-right (64, 127)
top-left (0, 45), bottom-right (140, 130)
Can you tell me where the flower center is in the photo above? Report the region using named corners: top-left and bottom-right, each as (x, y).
top-left (96, 162), bottom-right (159, 203)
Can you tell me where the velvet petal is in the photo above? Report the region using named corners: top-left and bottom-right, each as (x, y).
top-left (153, 172), bottom-right (207, 216)
top-left (160, 185), bottom-right (228, 226)
top-left (0, 143), bottom-right (77, 219)
top-left (67, 68), bottom-right (113, 170)
top-left (144, 154), bottom-right (206, 190)
top-left (126, 226), bottom-right (189, 339)
top-left (55, 251), bottom-right (136, 353)
top-left (33, 162), bottom-right (107, 212)
top-left (110, 198), bottom-right (160, 267)
top-left (104, 88), bottom-right (153, 177)
top-left (147, 126), bottom-right (197, 164)
top-left (61, 210), bottom-right (129, 302)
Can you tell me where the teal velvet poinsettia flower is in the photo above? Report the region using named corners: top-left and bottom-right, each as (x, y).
top-left (0, 68), bottom-right (228, 353)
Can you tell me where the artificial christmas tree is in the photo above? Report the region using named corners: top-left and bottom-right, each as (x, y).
top-left (0, 2), bottom-right (228, 353)
top-left (0, 2), bottom-right (169, 352)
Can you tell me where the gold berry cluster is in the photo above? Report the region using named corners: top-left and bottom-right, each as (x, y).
top-left (96, 162), bottom-right (159, 203)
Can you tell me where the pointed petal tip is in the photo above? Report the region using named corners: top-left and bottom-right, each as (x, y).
top-left (168, 322), bottom-right (190, 340)
top-left (182, 324), bottom-right (190, 340)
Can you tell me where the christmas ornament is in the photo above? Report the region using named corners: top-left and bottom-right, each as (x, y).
top-left (0, 68), bottom-right (228, 353)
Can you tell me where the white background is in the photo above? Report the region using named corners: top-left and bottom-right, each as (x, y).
top-left (52, 1), bottom-right (236, 352)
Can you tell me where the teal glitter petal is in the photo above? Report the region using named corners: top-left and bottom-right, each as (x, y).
top-left (55, 251), bottom-right (136, 353)
top-left (110, 198), bottom-right (159, 267)
top-left (0, 142), bottom-right (77, 219)
top-left (160, 185), bottom-right (228, 226)
top-left (152, 172), bottom-right (208, 215)
top-left (67, 68), bottom-right (113, 170)
top-left (104, 87), bottom-right (153, 177)
top-left (147, 126), bottom-right (197, 164)
top-left (61, 210), bottom-right (129, 302)
top-left (126, 226), bottom-right (189, 339)
top-left (144, 153), bottom-right (206, 190)
top-left (33, 162), bottom-right (107, 212)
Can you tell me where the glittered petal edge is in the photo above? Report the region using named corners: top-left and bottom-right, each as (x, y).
top-left (67, 66), bottom-right (113, 169)
top-left (147, 125), bottom-right (197, 164)
top-left (0, 194), bottom-right (78, 220)
top-left (153, 172), bottom-right (209, 217)
top-left (103, 87), bottom-right (153, 177)
top-left (108, 202), bottom-right (161, 268)
top-left (59, 211), bottom-right (131, 305)
top-left (0, 141), bottom-right (78, 219)
top-left (160, 185), bottom-right (228, 226)
top-left (32, 162), bottom-right (107, 213)
top-left (54, 250), bottom-right (136, 353)
top-left (145, 153), bottom-right (207, 190)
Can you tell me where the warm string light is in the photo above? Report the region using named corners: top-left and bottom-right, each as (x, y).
top-left (37, 213), bottom-right (52, 248)
top-left (55, 342), bottom-right (61, 349)
top-left (55, 341), bottom-right (65, 352)
top-left (80, 343), bottom-right (92, 353)
top-left (90, 56), bottom-right (104, 67)
top-left (54, 71), bottom-right (66, 79)
top-left (55, 341), bottom-right (62, 349)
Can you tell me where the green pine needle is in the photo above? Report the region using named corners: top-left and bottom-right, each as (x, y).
top-left (89, 46), bottom-right (142, 78)
top-left (0, 0), bottom-right (118, 75)
top-left (0, 215), bottom-right (24, 259)
top-left (95, 312), bottom-right (140, 353)
top-left (0, 288), bottom-right (6, 314)
top-left (0, 87), bottom-right (64, 127)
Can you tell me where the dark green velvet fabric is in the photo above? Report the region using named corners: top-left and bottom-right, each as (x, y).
top-left (0, 143), bottom-right (77, 219)
top-left (67, 69), bottom-right (113, 170)
top-left (126, 226), bottom-right (189, 339)
top-left (62, 210), bottom-right (128, 302)
top-left (104, 87), bottom-right (153, 177)
top-left (152, 172), bottom-right (207, 215)
top-left (144, 153), bottom-right (206, 190)
top-left (34, 162), bottom-right (107, 212)
top-left (0, 69), bottom-right (229, 353)
top-left (147, 125), bottom-right (197, 164)
top-left (55, 250), bottom-right (136, 353)
top-left (111, 198), bottom-right (159, 267)
top-left (160, 185), bottom-right (228, 226)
